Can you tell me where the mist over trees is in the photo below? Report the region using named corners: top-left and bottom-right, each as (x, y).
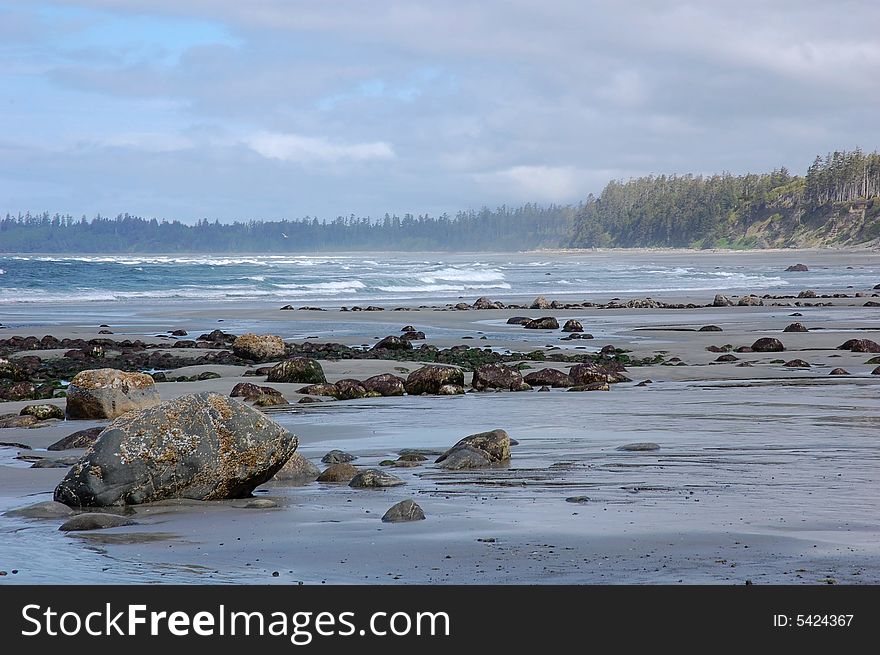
top-left (3, 149), bottom-right (879, 252)
top-left (0, 204), bottom-right (574, 253)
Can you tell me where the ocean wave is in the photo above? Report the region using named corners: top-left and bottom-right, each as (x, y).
top-left (418, 267), bottom-right (506, 283)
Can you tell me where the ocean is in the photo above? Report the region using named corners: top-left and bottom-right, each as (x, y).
top-left (1, 251), bottom-right (876, 307)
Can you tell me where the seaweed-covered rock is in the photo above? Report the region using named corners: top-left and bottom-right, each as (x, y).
top-left (372, 335), bottom-right (413, 351)
top-left (404, 365), bottom-right (464, 395)
top-left (523, 368), bottom-right (572, 388)
top-left (231, 333), bottom-right (286, 361)
top-left (471, 363), bottom-right (531, 391)
top-left (65, 368), bottom-right (160, 420)
top-left (569, 362), bottom-right (630, 385)
top-left (333, 379), bottom-right (369, 400)
top-left (53, 392), bottom-right (297, 507)
top-left (524, 317), bottom-right (559, 330)
top-left (435, 428), bottom-right (510, 469)
top-left (267, 357), bottom-right (326, 384)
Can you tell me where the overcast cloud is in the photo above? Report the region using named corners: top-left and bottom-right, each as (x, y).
top-left (1, 0), bottom-right (878, 221)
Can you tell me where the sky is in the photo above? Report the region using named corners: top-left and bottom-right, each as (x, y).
top-left (1, 0), bottom-right (879, 222)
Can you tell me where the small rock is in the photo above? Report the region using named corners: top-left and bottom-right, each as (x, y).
top-left (273, 452), bottom-right (321, 483)
top-left (786, 264), bottom-right (809, 272)
top-left (381, 499), bottom-right (425, 523)
top-left (829, 368), bottom-right (850, 376)
top-left (316, 463), bottom-right (358, 483)
top-left (783, 322), bottom-right (809, 332)
top-left (783, 359), bottom-right (810, 368)
top-left (20, 404), bottom-right (64, 421)
top-left (322, 449), bottom-right (356, 464)
top-left (244, 498), bottom-right (278, 509)
top-left (349, 469), bottom-right (405, 488)
top-left (617, 442), bottom-right (660, 451)
top-left (59, 513), bottom-right (136, 531)
top-left (5, 500), bottom-right (74, 519)
top-left (565, 496), bottom-right (591, 504)
top-left (699, 325), bottom-right (723, 331)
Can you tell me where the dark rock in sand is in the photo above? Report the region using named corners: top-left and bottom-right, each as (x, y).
top-left (617, 442), bottom-right (660, 451)
top-left (523, 368), bottom-right (572, 387)
top-left (751, 338), bottom-right (785, 352)
top-left (398, 453), bottom-right (427, 462)
top-left (872, 366), bottom-right (880, 375)
top-left (273, 452), bottom-right (321, 483)
top-left (400, 325), bottom-right (416, 332)
top-left (712, 294), bottom-right (734, 307)
top-left (230, 382), bottom-right (275, 399)
top-left (170, 329), bottom-right (188, 336)
top-left (565, 496), bottom-right (590, 504)
top-left (298, 383), bottom-right (339, 397)
top-left (436, 428), bottom-right (510, 469)
top-left (361, 373), bottom-right (406, 397)
top-left (472, 363), bottom-right (531, 391)
top-left (231, 333), bottom-right (286, 361)
top-left (829, 368), bottom-right (850, 376)
top-left (569, 362), bottom-right (630, 385)
top-left (66, 368), bottom-right (160, 420)
top-left (297, 397), bottom-right (323, 404)
top-left (838, 339), bottom-right (880, 353)
top-left (372, 335), bottom-right (413, 351)
top-left (334, 379), bottom-right (370, 400)
top-left (715, 354), bottom-right (739, 362)
top-left (20, 404), bottom-right (64, 421)
top-left (699, 325), bottom-right (723, 332)
top-left (349, 469), bottom-right (405, 488)
top-left (48, 426), bottom-right (104, 451)
top-left (786, 263), bottom-right (809, 272)
top-left (473, 296), bottom-right (504, 310)
top-left (734, 346), bottom-right (754, 353)
top-left (738, 295), bottom-right (763, 306)
top-left (797, 290), bottom-right (816, 299)
top-left (5, 500), bottom-right (74, 519)
top-left (506, 316), bottom-right (532, 325)
top-left (401, 330), bottom-right (426, 341)
top-left (267, 357), bottom-right (326, 384)
top-left (537, 385), bottom-right (550, 392)
top-left (635, 380), bottom-right (653, 387)
top-left (783, 322), bottom-right (809, 332)
top-left (53, 392), bottom-right (297, 507)
top-left (59, 513), bottom-right (135, 531)
top-left (404, 365), bottom-right (464, 395)
top-left (382, 499), bottom-right (425, 522)
top-left (524, 317), bottom-right (559, 330)
top-left (322, 449), bottom-right (357, 464)
top-left (562, 319), bottom-right (584, 333)
top-left (784, 359), bottom-right (811, 368)
top-left (251, 393), bottom-right (289, 408)
top-left (31, 455), bottom-right (81, 469)
top-left (316, 463), bottom-right (358, 483)
top-left (706, 345), bottom-right (729, 353)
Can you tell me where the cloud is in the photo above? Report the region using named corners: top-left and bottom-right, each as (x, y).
top-left (475, 166), bottom-right (621, 203)
top-left (244, 132), bottom-right (395, 164)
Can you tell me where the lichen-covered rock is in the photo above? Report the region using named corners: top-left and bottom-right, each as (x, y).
top-left (251, 393), bottom-right (289, 408)
top-left (751, 337), bottom-right (785, 352)
top-left (404, 365), bottom-right (464, 395)
top-left (471, 363), bottom-right (530, 391)
top-left (382, 499), bottom-right (426, 522)
top-left (20, 404), bottom-right (64, 421)
top-left (523, 368), bottom-right (572, 387)
top-left (435, 428), bottom-right (510, 469)
top-left (349, 468), bottom-right (405, 488)
top-left (562, 319), bottom-right (584, 333)
top-left (316, 462), bottom-right (358, 482)
top-left (53, 392), bottom-right (297, 507)
top-left (524, 317), bottom-right (559, 330)
top-left (267, 358), bottom-right (326, 384)
top-left (47, 427), bottom-right (104, 451)
top-left (65, 368), bottom-right (160, 420)
top-left (273, 452), bottom-right (321, 483)
top-left (372, 335), bottom-right (413, 351)
top-left (361, 373), bottom-right (406, 397)
top-left (231, 333), bottom-right (286, 361)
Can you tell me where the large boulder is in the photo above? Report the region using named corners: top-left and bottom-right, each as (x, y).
top-left (372, 335), bottom-right (413, 351)
top-left (435, 428), bottom-right (511, 469)
top-left (738, 295), bottom-right (763, 306)
top-left (569, 362), bottom-right (630, 385)
top-left (751, 337), bottom-right (785, 352)
top-left (523, 368), bottom-right (573, 387)
top-left (838, 339), bottom-right (880, 353)
top-left (712, 294), bottom-right (734, 307)
top-left (231, 333), bottom-right (286, 361)
top-left (65, 368), bottom-right (160, 420)
top-left (473, 297), bottom-right (504, 310)
top-left (334, 379), bottom-right (370, 400)
top-left (361, 374), bottom-right (406, 396)
top-left (53, 392), bottom-right (297, 507)
top-left (404, 365), bottom-right (465, 395)
top-left (472, 363), bottom-right (530, 391)
top-left (524, 317), bottom-right (559, 330)
top-left (267, 357), bottom-right (326, 384)
top-left (531, 296), bottom-right (551, 310)
top-left (316, 462), bottom-right (358, 482)
top-left (562, 319), bottom-right (584, 333)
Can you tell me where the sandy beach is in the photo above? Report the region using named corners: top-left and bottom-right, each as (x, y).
top-left (1, 249), bottom-right (879, 584)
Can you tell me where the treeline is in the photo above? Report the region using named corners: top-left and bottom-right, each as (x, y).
top-left (569, 149), bottom-right (880, 248)
top-left (0, 204), bottom-right (574, 253)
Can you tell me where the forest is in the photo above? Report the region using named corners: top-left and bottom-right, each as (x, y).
top-left (2, 149), bottom-right (879, 252)
top-left (0, 204), bottom-right (574, 253)
top-left (568, 149), bottom-right (880, 249)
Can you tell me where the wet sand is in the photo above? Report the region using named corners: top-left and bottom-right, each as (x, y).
top-left (2, 250), bottom-right (880, 584)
